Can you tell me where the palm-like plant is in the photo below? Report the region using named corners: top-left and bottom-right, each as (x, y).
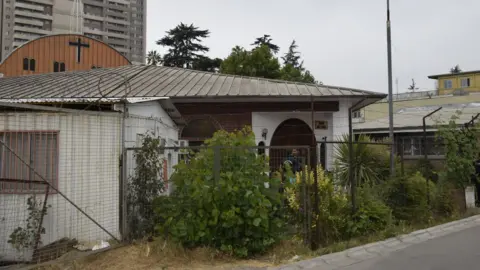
top-left (334, 134), bottom-right (391, 187)
top-left (146, 50), bottom-right (162, 66)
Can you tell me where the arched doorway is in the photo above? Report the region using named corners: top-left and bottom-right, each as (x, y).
top-left (269, 118), bottom-right (316, 172)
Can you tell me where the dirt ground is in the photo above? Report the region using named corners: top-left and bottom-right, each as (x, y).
top-left (31, 242), bottom-right (275, 270)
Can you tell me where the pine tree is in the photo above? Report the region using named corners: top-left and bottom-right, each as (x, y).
top-left (251, 34), bottom-right (280, 54)
top-left (156, 23), bottom-right (210, 68)
top-left (281, 40), bottom-right (303, 70)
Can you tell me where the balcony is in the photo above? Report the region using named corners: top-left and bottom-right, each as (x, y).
top-left (14, 17), bottom-right (44, 27)
top-left (83, 27), bottom-right (105, 36)
top-left (105, 16), bottom-right (130, 26)
top-left (14, 25), bottom-right (51, 35)
top-left (84, 12), bottom-right (104, 21)
top-left (28, 0), bottom-right (53, 5)
top-left (14, 9), bottom-right (53, 20)
top-left (105, 31), bottom-right (129, 39)
top-left (15, 2), bottom-right (45, 12)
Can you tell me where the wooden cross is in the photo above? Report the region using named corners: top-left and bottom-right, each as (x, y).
top-left (69, 38), bottom-right (90, 63)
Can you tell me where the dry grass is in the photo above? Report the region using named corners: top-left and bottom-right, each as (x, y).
top-left (32, 240), bottom-right (272, 270)
top-left (31, 210), bottom-right (480, 270)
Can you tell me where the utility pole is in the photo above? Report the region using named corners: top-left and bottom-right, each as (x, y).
top-left (387, 0), bottom-right (395, 176)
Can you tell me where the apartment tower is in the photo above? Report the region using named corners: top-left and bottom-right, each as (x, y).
top-left (0, 0), bottom-right (146, 64)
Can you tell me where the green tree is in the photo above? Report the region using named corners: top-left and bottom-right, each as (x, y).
top-left (251, 34), bottom-right (280, 54)
top-left (450, 65), bottom-right (462, 74)
top-left (146, 50), bottom-right (162, 66)
top-left (437, 112), bottom-right (480, 189)
top-left (192, 56), bottom-right (223, 72)
top-left (281, 40), bottom-right (303, 70)
top-left (220, 45), bottom-right (281, 79)
top-left (156, 23), bottom-right (210, 68)
top-left (279, 40), bottom-right (319, 84)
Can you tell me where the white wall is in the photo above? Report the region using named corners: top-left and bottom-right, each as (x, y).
top-left (125, 101), bottom-right (178, 148)
top-left (0, 111), bottom-right (122, 261)
top-left (124, 101), bottom-right (179, 194)
top-left (251, 99), bottom-right (354, 170)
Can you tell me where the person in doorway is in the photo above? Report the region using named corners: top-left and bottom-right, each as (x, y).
top-left (283, 148), bottom-right (302, 184)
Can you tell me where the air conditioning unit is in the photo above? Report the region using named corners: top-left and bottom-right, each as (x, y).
top-left (178, 140), bottom-right (189, 148)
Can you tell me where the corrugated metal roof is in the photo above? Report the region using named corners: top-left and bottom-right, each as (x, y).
top-left (0, 65), bottom-right (385, 99)
top-left (355, 103), bottom-right (480, 132)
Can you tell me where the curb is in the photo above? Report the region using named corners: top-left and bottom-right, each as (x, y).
top-left (269, 214), bottom-right (480, 270)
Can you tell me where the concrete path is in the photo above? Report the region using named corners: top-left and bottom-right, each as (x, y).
top-left (271, 215), bottom-right (480, 270)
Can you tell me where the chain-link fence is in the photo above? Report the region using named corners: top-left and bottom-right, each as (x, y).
top-left (0, 103), bottom-right (123, 266)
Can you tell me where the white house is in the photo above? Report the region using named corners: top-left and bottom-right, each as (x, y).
top-left (0, 65), bottom-right (385, 262)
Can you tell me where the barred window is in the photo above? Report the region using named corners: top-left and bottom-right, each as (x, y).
top-left (0, 131), bottom-right (59, 193)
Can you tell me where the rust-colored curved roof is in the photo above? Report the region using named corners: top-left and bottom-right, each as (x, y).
top-left (0, 34), bottom-right (131, 78)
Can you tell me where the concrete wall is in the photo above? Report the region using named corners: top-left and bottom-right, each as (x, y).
top-left (0, 111), bottom-right (122, 261)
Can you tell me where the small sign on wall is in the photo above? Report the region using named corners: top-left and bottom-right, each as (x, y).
top-left (315, 120), bottom-right (328, 130)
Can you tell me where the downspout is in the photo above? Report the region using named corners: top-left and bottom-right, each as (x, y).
top-left (349, 98), bottom-right (366, 213)
top-left (423, 107), bottom-right (442, 205)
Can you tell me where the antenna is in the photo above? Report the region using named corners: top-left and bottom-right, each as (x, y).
top-left (70, 0), bottom-right (84, 34)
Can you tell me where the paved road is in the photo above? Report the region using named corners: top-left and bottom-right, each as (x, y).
top-left (341, 224), bottom-right (480, 270)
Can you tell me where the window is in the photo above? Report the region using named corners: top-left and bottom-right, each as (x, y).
top-left (0, 132), bottom-right (59, 193)
top-left (53, 62), bottom-right (65, 72)
top-left (29, 59), bottom-right (35, 71)
top-left (352, 110), bottom-right (362, 119)
top-left (444, 79), bottom-right (453, 89)
top-left (23, 58), bottom-right (29, 70)
top-left (461, 78), bottom-right (471, 88)
top-left (396, 136), bottom-right (444, 157)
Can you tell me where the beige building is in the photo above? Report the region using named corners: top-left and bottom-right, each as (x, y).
top-left (353, 90), bottom-right (480, 123)
top-left (0, 0), bottom-right (146, 64)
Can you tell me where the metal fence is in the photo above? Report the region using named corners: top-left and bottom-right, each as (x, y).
top-left (0, 101), bottom-right (474, 266)
top-left (123, 145), bottom-right (314, 246)
top-left (0, 103), bottom-right (123, 266)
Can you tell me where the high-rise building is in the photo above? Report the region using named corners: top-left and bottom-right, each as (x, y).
top-left (0, 0), bottom-right (146, 64)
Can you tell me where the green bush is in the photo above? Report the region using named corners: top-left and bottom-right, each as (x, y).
top-left (334, 134), bottom-right (397, 187)
top-left (433, 178), bottom-right (459, 218)
top-left (154, 128), bottom-right (284, 257)
top-left (285, 166), bottom-right (392, 244)
top-left (383, 172), bottom-right (435, 223)
top-left (347, 188), bottom-right (392, 238)
top-left (285, 165), bottom-right (349, 245)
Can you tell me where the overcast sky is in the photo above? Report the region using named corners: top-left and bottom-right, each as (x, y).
top-left (146, 0), bottom-right (479, 93)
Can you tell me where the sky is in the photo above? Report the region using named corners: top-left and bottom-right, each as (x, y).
top-left (146, 0), bottom-right (480, 94)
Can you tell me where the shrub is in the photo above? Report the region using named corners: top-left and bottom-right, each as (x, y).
top-left (285, 165), bottom-right (349, 245)
top-left (154, 128), bottom-right (284, 257)
top-left (383, 172), bottom-right (435, 223)
top-left (347, 188), bottom-right (392, 238)
top-left (127, 133), bottom-right (166, 240)
top-left (334, 134), bottom-right (396, 187)
top-left (433, 178), bottom-right (460, 217)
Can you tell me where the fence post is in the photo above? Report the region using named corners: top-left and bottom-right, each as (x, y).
top-left (32, 184), bottom-right (50, 263)
top-left (213, 146), bottom-right (221, 184)
top-left (400, 140), bottom-right (404, 176)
